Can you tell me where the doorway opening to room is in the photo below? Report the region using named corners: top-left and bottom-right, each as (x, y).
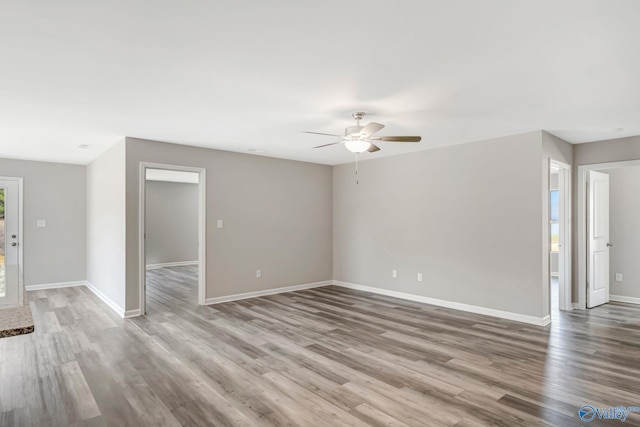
top-left (0, 177), bottom-right (23, 309)
top-left (549, 161), bottom-right (572, 318)
top-left (139, 164), bottom-right (206, 315)
top-left (578, 159), bottom-right (640, 310)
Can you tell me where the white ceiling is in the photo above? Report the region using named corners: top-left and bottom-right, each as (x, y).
top-left (1, 1), bottom-right (639, 165)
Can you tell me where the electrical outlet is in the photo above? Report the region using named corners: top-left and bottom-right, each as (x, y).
top-left (392, 269), bottom-right (397, 278)
top-left (417, 273), bottom-right (423, 282)
top-left (615, 273), bottom-right (623, 282)
top-left (256, 269), bottom-right (262, 278)
top-left (36, 220), bottom-right (46, 228)
top-left (217, 220), bottom-right (223, 228)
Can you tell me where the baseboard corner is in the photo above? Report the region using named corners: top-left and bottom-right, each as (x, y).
top-left (85, 281), bottom-right (126, 318)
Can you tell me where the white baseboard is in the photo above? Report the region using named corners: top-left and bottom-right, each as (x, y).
top-left (610, 295), bottom-right (640, 305)
top-left (124, 309), bottom-right (141, 318)
top-left (205, 280), bottom-right (331, 305)
top-left (85, 281), bottom-right (126, 318)
top-left (332, 281), bottom-right (550, 326)
top-left (25, 281), bottom-right (86, 291)
top-left (541, 315), bottom-right (551, 326)
top-left (146, 261), bottom-right (198, 270)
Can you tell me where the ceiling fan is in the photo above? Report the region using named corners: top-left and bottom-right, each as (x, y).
top-left (304, 112), bottom-right (421, 153)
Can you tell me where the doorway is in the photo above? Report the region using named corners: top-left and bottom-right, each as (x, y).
top-left (0, 177), bottom-right (23, 309)
top-left (549, 161), bottom-right (572, 315)
top-left (139, 164), bottom-right (206, 315)
top-left (578, 159), bottom-right (640, 309)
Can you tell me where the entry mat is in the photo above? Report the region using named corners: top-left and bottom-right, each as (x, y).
top-left (0, 294), bottom-right (34, 338)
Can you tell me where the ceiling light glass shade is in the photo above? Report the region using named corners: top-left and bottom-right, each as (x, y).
top-left (344, 139), bottom-right (371, 153)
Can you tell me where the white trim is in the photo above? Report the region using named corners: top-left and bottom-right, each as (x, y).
top-left (549, 160), bottom-right (572, 313)
top-left (18, 177), bottom-right (23, 298)
top-left (333, 281), bottom-right (550, 326)
top-left (0, 176), bottom-right (24, 305)
top-left (139, 163), bottom-right (207, 317)
top-left (205, 281), bottom-right (331, 305)
top-left (577, 159), bottom-right (640, 310)
top-left (146, 261), bottom-right (198, 270)
top-left (550, 272), bottom-right (559, 278)
top-left (610, 295), bottom-right (640, 305)
top-left (85, 281), bottom-right (126, 318)
top-left (124, 309), bottom-right (142, 317)
top-left (572, 303), bottom-right (580, 310)
top-left (25, 281), bottom-right (86, 291)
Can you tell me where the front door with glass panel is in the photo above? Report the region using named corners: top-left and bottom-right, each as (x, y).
top-left (0, 178), bottom-right (21, 308)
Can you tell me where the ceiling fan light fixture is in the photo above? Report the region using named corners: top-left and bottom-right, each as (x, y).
top-left (344, 139), bottom-right (371, 153)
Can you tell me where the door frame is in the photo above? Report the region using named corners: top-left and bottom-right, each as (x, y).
top-left (0, 176), bottom-right (24, 305)
top-left (549, 161), bottom-right (572, 312)
top-left (0, 176), bottom-right (24, 268)
top-left (578, 159), bottom-right (640, 309)
top-left (138, 163), bottom-right (207, 315)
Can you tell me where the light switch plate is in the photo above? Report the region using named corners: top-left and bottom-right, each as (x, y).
top-left (392, 269), bottom-right (397, 278)
top-left (417, 273), bottom-right (423, 282)
top-left (256, 269), bottom-right (262, 278)
top-left (36, 220), bottom-right (46, 228)
top-left (217, 220), bottom-right (223, 228)
top-left (615, 273), bottom-right (623, 282)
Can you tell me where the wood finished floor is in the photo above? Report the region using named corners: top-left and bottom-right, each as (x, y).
top-left (1, 266), bottom-right (640, 426)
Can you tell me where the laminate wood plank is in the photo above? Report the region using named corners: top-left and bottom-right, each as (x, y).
top-left (2, 266), bottom-right (640, 426)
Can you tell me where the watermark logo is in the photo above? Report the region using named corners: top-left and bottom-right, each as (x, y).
top-left (579, 405), bottom-right (640, 423)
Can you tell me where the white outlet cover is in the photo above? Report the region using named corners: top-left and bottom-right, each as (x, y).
top-left (217, 220), bottom-right (223, 228)
top-left (417, 273), bottom-right (423, 282)
top-left (615, 273), bottom-right (623, 282)
top-left (256, 269), bottom-right (262, 278)
top-left (392, 269), bottom-right (397, 278)
top-left (36, 220), bottom-right (46, 227)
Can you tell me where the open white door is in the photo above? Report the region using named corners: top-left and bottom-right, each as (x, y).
top-left (587, 170), bottom-right (610, 308)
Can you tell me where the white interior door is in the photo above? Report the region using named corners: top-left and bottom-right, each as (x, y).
top-left (587, 170), bottom-right (610, 308)
top-left (0, 178), bottom-right (21, 307)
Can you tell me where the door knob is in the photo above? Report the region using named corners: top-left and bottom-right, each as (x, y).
top-left (11, 242), bottom-right (17, 247)
top-left (607, 242), bottom-right (613, 247)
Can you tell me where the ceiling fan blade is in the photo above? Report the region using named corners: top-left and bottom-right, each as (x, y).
top-left (367, 143), bottom-right (381, 153)
top-left (303, 131), bottom-right (343, 138)
top-left (313, 141), bottom-right (343, 149)
top-left (371, 136), bottom-right (422, 142)
top-left (360, 122), bottom-right (385, 137)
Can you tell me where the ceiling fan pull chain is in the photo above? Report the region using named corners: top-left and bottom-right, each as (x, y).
top-left (355, 153), bottom-right (359, 184)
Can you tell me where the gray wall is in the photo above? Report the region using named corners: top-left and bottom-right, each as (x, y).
top-left (603, 167), bottom-right (640, 299)
top-left (574, 135), bottom-right (640, 166)
top-left (0, 158), bottom-right (86, 286)
top-left (125, 138), bottom-right (333, 311)
top-left (86, 141), bottom-right (126, 310)
top-left (333, 131), bottom-right (546, 318)
top-left (145, 181), bottom-right (199, 265)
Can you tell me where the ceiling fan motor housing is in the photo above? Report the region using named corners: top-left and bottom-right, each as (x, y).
top-left (345, 125), bottom-right (363, 137)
